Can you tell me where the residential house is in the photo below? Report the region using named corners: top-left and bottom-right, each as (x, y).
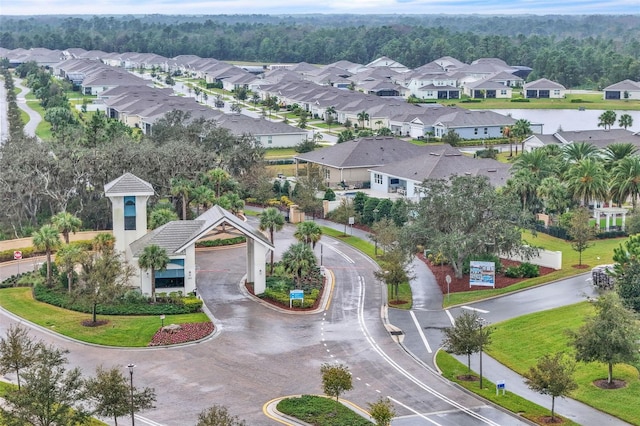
top-left (368, 145), bottom-right (511, 200)
top-left (603, 80), bottom-right (640, 100)
top-left (523, 129), bottom-right (640, 152)
top-left (365, 56), bottom-right (410, 73)
top-left (81, 68), bottom-right (151, 95)
top-left (463, 79), bottom-right (513, 99)
top-left (293, 137), bottom-right (427, 188)
top-left (214, 114), bottom-right (308, 148)
top-left (523, 78), bottom-right (566, 99)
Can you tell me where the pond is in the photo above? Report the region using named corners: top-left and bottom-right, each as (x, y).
top-left (488, 109), bottom-right (640, 133)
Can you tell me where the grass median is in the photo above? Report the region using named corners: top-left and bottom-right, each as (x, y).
top-left (487, 302), bottom-right (640, 425)
top-left (436, 350), bottom-right (579, 426)
top-left (0, 287), bottom-right (209, 347)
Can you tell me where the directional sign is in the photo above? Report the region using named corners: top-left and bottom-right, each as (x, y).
top-left (13, 251), bottom-right (22, 260)
top-left (289, 290), bottom-right (304, 308)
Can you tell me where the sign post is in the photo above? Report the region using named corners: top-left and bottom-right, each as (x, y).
top-left (496, 380), bottom-right (506, 396)
top-left (445, 274), bottom-right (452, 302)
top-left (289, 290), bottom-right (304, 308)
top-left (13, 251), bottom-right (22, 275)
top-left (469, 261), bottom-right (495, 288)
top-left (348, 216), bottom-right (354, 235)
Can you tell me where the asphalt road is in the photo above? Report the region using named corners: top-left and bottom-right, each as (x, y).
top-left (0, 219), bottom-right (530, 426)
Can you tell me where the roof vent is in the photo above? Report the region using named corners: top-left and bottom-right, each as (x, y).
top-left (488, 169), bottom-right (497, 172)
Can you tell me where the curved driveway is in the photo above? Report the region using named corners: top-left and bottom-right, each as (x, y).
top-left (1, 217), bottom-right (529, 426)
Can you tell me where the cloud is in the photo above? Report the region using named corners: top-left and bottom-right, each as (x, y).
top-left (2, 0), bottom-right (637, 15)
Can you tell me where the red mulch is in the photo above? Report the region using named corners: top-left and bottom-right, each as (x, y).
top-left (416, 253), bottom-right (556, 294)
top-left (534, 416), bottom-right (565, 424)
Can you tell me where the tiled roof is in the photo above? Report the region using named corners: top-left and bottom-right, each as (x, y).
top-left (104, 173), bottom-right (154, 196)
top-left (294, 137), bottom-right (428, 168)
top-left (369, 145), bottom-right (511, 187)
top-left (130, 220), bottom-right (206, 257)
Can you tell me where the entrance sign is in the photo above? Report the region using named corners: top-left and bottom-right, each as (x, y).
top-left (496, 380), bottom-right (506, 395)
top-left (469, 261), bottom-right (495, 288)
top-left (290, 290), bottom-right (304, 308)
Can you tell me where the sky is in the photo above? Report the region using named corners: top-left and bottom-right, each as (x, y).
top-left (2, 0), bottom-right (639, 16)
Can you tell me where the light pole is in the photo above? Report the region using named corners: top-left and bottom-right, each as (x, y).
top-left (127, 364), bottom-right (135, 426)
top-left (373, 208), bottom-right (379, 255)
top-left (477, 318), bottom-right (488, 390)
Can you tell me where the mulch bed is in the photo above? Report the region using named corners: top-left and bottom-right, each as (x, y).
top-left (81, 319), bottom-right (109, 327)
top-left (457, 374), bottom-right (479, 382)
top-left (416, 252), bottom-right (556, 294)
top-left (534, 416), bottom-right (565, 424)
top-left (594, 379), bottom-right (627, 389)
top-left (245, 278), bottom-right (326, 311)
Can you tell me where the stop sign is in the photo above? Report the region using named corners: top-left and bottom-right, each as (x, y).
top-left (13, 251), bottom-right (22, 260)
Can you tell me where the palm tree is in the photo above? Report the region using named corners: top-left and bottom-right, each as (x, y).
top-left (192, 185), bottom-right (216, 216)
top-left (51, 212), bottom-right (82, 244)
top-left (325, 106), bottom-right (336, 127)
top-left (281, 243), bottom-right (317, 288)
top-left (32, 224), bottom-right (61, 284)
top-left (502, 126), bottom-right (513, 157)
top-left (610, 156), bottom-right (640, 208)
top-left (56, 244), bottom-right (84, 293)
top-left (259, 207), bottom-right (285, 274)
top-left (170, 177), bottom-right (193, 220)
top-left (603, 143), bottom-right (637, 171)
top-left (207, 168), bottom-right (230, 198)
top-left (598, 110), bottom-right (617, 130)
top-left (619, 113), bottom-right (634, 130)
top-left (224, 193), bottom-right (245, 216)
top-left (138, 244), bottom-right (169, 301)
top-left (92, 233), bottom-right (116, 254)
top-left (357, 110), bottom-right (370, 129)
top-left (149, 208), bottom-right (179, 229)
top-left (294, 221), bottom-right (323, 249)
top-left (251, 92), bottom-right (260, 106)
top-left (564, 158), bottom-right (609, 206)
top-left (537, 176), bottom-right (570, 215)
top-left (511, 119), bottom-right (532, 155)
top-left (511, 149), bottom-right (558, 180)
top-left (562, 142), bottom-right (600, 164)
top-left (506, 168), bottom-right (539, 212)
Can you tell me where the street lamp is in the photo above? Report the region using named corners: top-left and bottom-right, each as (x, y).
top-left (373, 208), bottom-right (380, 255)
top-left (127, 364), bottom-right (136, 426)
top-left (476, 318), bottom-right (488, 390)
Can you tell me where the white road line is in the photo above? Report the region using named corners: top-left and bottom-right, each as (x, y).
top-left (461, 305), bottom-right (489, 314)
top-left (387, 396), bottom-right (444, 426)
top-left (410, 310), bottom-right (432, 353)
top-left (355, 276), bottom-right (501, 426)
top-left (135, 415), bottom-right (165, 426)
top-left (445, 309), bottom-right (455, 326)
top-left (323, 243), bottom-right (355, 263)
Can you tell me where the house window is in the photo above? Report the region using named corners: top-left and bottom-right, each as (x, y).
top-left (553, 89), bottom-right (560, 96)
top-left (374, 173), bottom-right (383, 185)
top-left (124, 196), bottom-right (136, 231)
top-left (484, 128), bottom-right (488, 134)
top-left (474, 128), bottom-right (478, 135)
top-left (324, 169), bottom-right (330, 180)
top-left (268, 136), bottom-right (272, 144)
top-left (501, 89), bottom-right (507, 95)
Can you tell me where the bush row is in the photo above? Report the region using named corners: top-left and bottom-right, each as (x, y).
top-left (0, 240), bottom-right (94, 263)
top-left (195, 236), bottom-right (246, 248)
top-left (510, 98), bottom-right (531, 102)
top-left (504, 262), bottom-right (540, 278)
top-left (261, 287), bottom-right (320, 309)
top-left (33, 285), bottom-right (203, 315)
top-left (0, 273), bottom-right (30, 289)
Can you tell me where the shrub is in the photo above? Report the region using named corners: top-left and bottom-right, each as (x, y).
top-left (463, 253), bottom-right (503, 274)
top-left (195, 236), bottom-right (247, 248)
top-left (518, 262), bottom-right (540, 278)
top-left (510, 98), bottom-right (531, 102)
top-left (504, 265), bottom-right (522, 278)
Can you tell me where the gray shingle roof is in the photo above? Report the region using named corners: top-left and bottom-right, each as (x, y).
top-left (369, 145), bottom-right (511, 187)
top-left (524, 78), bottom-right (566, 90)
top-left (104, 173), bottom-right (154, 196)
top-left (294, 137), bottom-right (428, 169)
top-left (604, 79), bottom-right (640, 91)
top-left (130, 220), bottom-right (206, 257)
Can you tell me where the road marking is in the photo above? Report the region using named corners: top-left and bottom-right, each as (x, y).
top-left (322, 243), bottom-right (355, 263)
top-left (135, 415), bottom-right (165, 426)
top-left (355, 276), bottom-right (501, 426)
top-left (387, 396), bottom-right (444, 425)
top-left (461, 305), bottom-right (489, 314)
top-left (410, 310), bottom-right (432, 353)
top-left (445, 309), bottom-right (455, 326)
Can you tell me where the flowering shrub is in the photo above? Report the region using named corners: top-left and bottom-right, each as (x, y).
top-left (148, 322), bottom-right (214, 346)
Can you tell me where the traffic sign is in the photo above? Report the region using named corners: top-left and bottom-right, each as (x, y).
top-left (13, 251), bottom-right (22, 260)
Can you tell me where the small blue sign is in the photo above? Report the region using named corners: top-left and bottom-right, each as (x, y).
top-left (290, 290), bottom-right (304, 300)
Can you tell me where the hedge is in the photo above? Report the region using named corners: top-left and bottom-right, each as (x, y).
top-left (0, 240), bottom-right (94, 263)
top-left (510, 98), bottom-right (531, 102)
top-left (195, 236), bottom-right (246, 248)
top-left (33, 285), bottom-right (203, 315)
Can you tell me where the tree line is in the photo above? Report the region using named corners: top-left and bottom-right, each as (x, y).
top-left (1, 15), bottom-right (639, 88)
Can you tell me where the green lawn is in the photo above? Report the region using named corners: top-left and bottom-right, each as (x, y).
top-left (0, 287), bottom-right (209, 347)
top-left (277, 395), bottom-right (372, 426)
top-left (487, 302), bottom-right (640, 425)
top-left (436, 351), bottom-right (579, 426)
top-left (265, 147), bottom-right (298, 159)
top-left (445, 232), bottom-right (625, 307)
top-left (321, 226), bottom-right (377, 261)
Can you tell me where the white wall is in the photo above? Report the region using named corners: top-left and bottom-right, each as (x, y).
top-left (507, 249), bottom-right (562, 270)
